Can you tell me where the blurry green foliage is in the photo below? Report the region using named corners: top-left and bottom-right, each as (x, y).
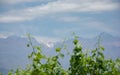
top-left (6, 35), bottom-right (120, 75)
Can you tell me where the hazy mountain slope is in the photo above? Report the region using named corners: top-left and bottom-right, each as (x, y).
top-left (51, 33), bottom-right (120, 68)
top-left (64, 32), bottom-right (120, 59)
top-left (0, 33), bottom-right (120, 74)
top-left (0, 35), bottom-right (44, 75)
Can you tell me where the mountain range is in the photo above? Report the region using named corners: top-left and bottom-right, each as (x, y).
top-left (0, 32), bottom-right (120, 75)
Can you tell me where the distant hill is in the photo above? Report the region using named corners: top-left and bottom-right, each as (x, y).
top-left (0, 33), bottom-right (120, 75)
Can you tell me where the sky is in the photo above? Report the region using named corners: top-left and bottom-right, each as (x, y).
top-left (0, 0), bottom-right (120, 43)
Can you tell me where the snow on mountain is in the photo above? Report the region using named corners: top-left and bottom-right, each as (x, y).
top-left (34, 36), bottom-right (60, 48)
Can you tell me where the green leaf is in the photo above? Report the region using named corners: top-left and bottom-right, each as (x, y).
top-left (52, 56), bottom-right (58, 61)
top-left (98, 51), bottom-right (104, 58)
top-left (59, 53), bottom-right (64, 58)
top-left (56, 47), bottom-right (61, 52)
top-left (92, 53), bottom-right (96, 57)
top-left (100, 46), bottom-right (104, 51)
top-left (37, 47), bottom-right (41, 51)
top-left (37, 53), bottom-right (43, 59)
top-left (27, 44), bottom-right (30, 47)
top-left (34, 46), bottom-right (41, 51)
top-left (73, 39), bottom-right (78, 45)
top-left (92, 49), bottom-right (97, 53)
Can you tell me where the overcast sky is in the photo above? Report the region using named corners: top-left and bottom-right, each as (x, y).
top-left (0, 0), bottom-right (120, 43)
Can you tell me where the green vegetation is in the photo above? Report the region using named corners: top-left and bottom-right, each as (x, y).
top-left (7, 35), bottom-right (120, 75)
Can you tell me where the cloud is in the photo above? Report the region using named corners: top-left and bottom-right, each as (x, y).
top-left (85, 21), bottom-right (119, 34)
top-left (0, 0), bottom-right (34, 4)
top-left (0, 0), bottom-right (119, 23)
top-left (55, 16), bottom-right (95, 23)
top-left (0, 16), bottom-right (31, 23)
top-left (58, 16), bottom-right (80, 22)
top-left (0, 0), bottom-right (53, 5)
top-left (53, 18), bottom-right (120, 38)
top-left (53, 27), bottom-right (81, 38)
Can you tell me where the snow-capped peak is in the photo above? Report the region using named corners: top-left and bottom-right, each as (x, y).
top-left (46, 42), bottom-right (55, 48)
top-left (34, 36), bottom-right (60, 48)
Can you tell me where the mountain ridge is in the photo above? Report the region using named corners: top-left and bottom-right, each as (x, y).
top-left (0, 32), bottom-right (120, 75)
